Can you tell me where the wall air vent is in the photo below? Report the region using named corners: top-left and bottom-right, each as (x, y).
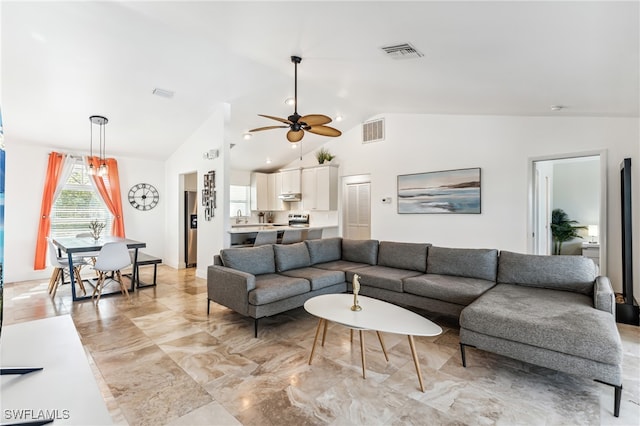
top-left (380, 43), bottom-right (424, 60)
top-left (362, 118), bottom-right (385, 143)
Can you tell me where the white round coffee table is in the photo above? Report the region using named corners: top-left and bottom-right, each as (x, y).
top-left (304, 293), bottom-right (443, 392)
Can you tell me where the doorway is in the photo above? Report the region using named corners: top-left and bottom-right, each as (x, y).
top-left (342, 175), bottom-right (371, 240)
top-left (183, 172), bottom-right (198, 268)
top-left (529, 151), bottom-right (607, 273)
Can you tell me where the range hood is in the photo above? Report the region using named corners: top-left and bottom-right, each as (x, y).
top-left (278, 193), bottom-right (302, 202)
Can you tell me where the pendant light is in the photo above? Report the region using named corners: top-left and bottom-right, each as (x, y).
top-left (89, 115), bottom-right (108, 176)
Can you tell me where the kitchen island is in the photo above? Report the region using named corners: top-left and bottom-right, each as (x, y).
top-left (229, 224), bottom-right (337, 247)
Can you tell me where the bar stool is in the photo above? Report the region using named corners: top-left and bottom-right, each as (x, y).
top-left (254, 230), bottom-right (278, 246)
top-left (281, 229), bottom-right (303, 244)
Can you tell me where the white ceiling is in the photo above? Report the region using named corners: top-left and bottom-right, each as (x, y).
top-left (2, 1), bottom-right (638, 172)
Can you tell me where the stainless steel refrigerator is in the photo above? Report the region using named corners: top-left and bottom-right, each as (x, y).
top-left (184, 191), bottom-right (197, 268)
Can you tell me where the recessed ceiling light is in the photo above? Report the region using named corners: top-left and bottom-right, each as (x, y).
top-left (550, 105), bottom-right (566, 111)
top-left (152, 88), bottom-right (175, 98)
top-left (335, 115), bottom-right (343, 122)
top-left (291, 143), bottom-right (298, 149)
top-left (284, 98), bottom-right (295, 106)
top-left (266, 157), bottom-right (272, 164)
top-left (243, 133), bottom-right (252, 140)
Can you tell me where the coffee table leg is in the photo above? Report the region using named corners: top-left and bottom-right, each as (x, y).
top-left (408, 335), bottom-right (425, 392)
top-left (309, 318), bottom-right (324, 365)
top-left (376, 331), bottom-right (389, 362)
top-left (321, 319), bottom-right (328, 347)
top-left (359, 330), bottom-right (366, 379)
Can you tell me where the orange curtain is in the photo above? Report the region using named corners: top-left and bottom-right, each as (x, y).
top-left (88, 156), bottom-right (126, 237)
top-left (34, 152), bottom-right (66, 270)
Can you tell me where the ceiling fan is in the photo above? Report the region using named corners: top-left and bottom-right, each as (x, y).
top-left (249, 56), bottom-right (342, 143)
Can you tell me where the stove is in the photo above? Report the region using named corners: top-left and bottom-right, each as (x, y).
top-left (288, 213), bottom-right (309, 227)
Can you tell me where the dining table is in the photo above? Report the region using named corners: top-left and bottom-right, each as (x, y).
top-left (52, 236), bottom-right (146, 301)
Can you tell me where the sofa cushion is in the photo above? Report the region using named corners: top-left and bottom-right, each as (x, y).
top-left (427, 246), bottom-right (498, 282)
top-left (273, 242), bottom-right (311, 272)
top-left (349, 265), bottom-right (422, 293)
top-left (280, 267), bottom-right (345, 291)
top-left (313, 260), bottom-right (370, 272)
top-left (305, 237), bottom-right (342, 265)
top-left (342, 239), bottom-right (379, 265)
top-left (460, 284), bottom-right (622, 365)
top-left (404, 273), bottom-right (495, 306)
top-left (498, 251), bottom-right (597, 295)
top-left (220, 245), bottom-right (275, 276)
top-left (248, 274), bottom-right (311, 305)
top-left (377, 241), bottom-right (430, 273)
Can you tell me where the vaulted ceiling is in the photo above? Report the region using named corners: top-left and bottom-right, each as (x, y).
top-left (2, 1), bottom-right (638, 172)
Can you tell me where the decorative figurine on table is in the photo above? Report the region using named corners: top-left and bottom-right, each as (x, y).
top-left (351, 273), bottom-right (362, 311)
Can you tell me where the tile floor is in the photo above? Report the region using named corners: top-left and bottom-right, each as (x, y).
top-left (2, 265), bottom-right (639, 426)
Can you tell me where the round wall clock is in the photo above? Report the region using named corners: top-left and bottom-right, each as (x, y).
top-left (128, 183), bottom-right (159, 211)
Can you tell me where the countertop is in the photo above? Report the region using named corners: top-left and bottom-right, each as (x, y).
top-left (228, 224), bottom-right (336, 234)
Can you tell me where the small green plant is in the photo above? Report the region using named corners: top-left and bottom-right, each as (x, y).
top-left (550, 209), bottom-right (586, 255)
top-left (88, 219), bottom-right (106, 240)
top-left (315, 147), bottom-right (335, 164)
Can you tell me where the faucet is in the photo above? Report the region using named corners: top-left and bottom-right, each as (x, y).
top-left (236, 209), bottom-right (247, 224)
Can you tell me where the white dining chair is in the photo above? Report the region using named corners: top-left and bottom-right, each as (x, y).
top-left (253, 230), bottom-right (278, 247)
top-left (281, 229), bottom-right (303, 244)
top-left (76, 232), bottom-right (101, 271)
top-left (92, 242), bottom-right (132, 303)
top-left (47, 238), bottom-right (88, 298)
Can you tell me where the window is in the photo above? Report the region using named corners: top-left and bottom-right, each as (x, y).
top-left (50, 160), bottom-right (113, 238)
top-left (229, 185), bottom-right (250, 217)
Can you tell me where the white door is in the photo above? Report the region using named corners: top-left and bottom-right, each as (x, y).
top-left (344, 182), bottom-right (371, 239)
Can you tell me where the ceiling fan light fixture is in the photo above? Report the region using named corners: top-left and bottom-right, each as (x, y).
top-left (249, 56), bottom-right (342, 143)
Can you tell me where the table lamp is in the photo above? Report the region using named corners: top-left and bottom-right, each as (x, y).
top-left (588, 225), bottom-right (599, 243)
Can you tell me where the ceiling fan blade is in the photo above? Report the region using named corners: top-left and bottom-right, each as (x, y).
top-left (248, 125), bottom-right (289, 132)
top-left (258, 114), bottom-right (292, 125)
top-left (307, 125), bottom-right (342, 137)
top-left (300, 114), bottom-right (332, 126)
top-left (287, 129), bottom-right (304, 142)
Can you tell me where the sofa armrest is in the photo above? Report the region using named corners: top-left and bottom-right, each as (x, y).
top-left (594, 276), bottom-right (615, 315)
top-left (207, 265), bottom-right (256, 316)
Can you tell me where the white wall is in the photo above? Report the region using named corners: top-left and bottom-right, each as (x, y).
top-left (4, 142), bottom-right (165, 283)
top-left (164, 104), bottom-right (228, 279)
top-left (315, 113), bottom-right (639, 294)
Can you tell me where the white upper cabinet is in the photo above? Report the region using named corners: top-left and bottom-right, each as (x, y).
top-left (251, 172), bottom-right (285, 211)
top-left (281, 168), bottom-right (301, 194)
top-left (301, 165), bottom-right (338, 211)
top-left (250, 172), bottom-right (269, 211)
top-left (268, 173), bottom-right (284, 211)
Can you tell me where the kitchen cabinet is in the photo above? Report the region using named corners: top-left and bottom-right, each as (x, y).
top-left (280, 168), bottom-right (301, 194)
top-left (302, 165), bottom-right (338, 211)
top-left (250, 172), bottom-right (269, 211)
top-left (251, 172), bottom-right (285, 211)
top-left (268, 173), bottom-right (284, 211)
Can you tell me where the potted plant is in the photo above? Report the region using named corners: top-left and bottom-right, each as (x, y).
top-left (315, 147), bottom-right (335, 164)
top-left (550, 209), bottom-right (586, 255)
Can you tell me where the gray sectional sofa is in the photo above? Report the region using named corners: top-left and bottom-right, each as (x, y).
top-left (207, 237), bottom-right (623, 416)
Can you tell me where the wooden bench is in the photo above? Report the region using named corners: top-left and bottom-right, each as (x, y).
top-left (129, 251), bottom-right (162, 288)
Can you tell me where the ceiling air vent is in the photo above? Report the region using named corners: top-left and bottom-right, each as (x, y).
top-left (362, 118), bottom-right (385, 143)
top-left (380, 43), bottom-right (424, 60)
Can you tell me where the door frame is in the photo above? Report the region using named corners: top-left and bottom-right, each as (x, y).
top-left (527, 150), bottom-right (607, 274)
